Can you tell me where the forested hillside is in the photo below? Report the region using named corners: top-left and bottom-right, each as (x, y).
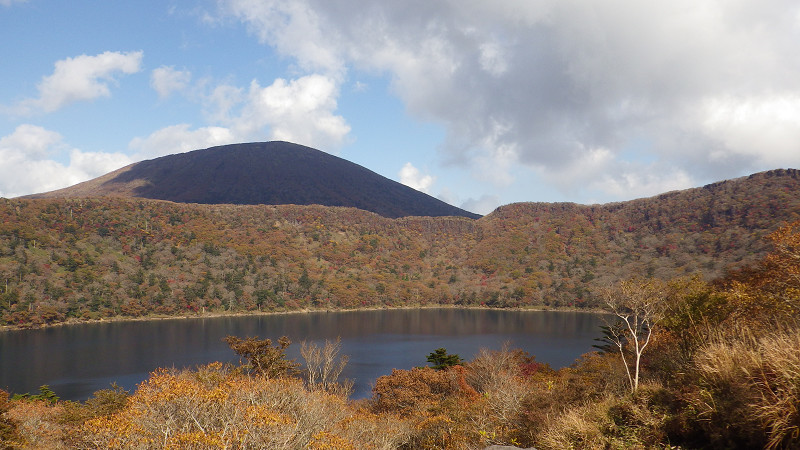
top-left (4, 220), bottom-right (800, 448)
top-left (2, 169), bottom-right (799, 328)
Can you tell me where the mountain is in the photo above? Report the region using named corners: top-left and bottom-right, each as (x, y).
top-left (3, 168), bottom-right (799, 328)
top-left (26, 141), bottom-right (480, 219)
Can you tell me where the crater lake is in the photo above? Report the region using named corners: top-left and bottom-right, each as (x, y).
top-left (0, 308), bottom-right (606, 400)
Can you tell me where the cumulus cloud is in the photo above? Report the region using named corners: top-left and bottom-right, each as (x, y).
top-left (129, 72), bottom-right (350, 161)
top-left (151, 66), bottom-right (192, 99)
top-left (13, 51), bottom-right (143, 114)
top-left (218, 0), bottom-right (800, 202)
top-left (230, 74), bottom-right (350, 149)
top-left (0, 125), bottom-right (131, 197)
top-left (399, 162), bottom-right (435, 193)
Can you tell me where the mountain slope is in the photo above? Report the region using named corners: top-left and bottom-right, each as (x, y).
top-left (3, 168), bottom-right (799, 328)
top-left (27, 141), bottom-right (480, 219)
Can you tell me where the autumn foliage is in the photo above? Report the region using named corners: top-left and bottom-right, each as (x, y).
top-left (3, 177), bottom-right (800, 447)
top-left (2, 169), bottom-right (800, 328)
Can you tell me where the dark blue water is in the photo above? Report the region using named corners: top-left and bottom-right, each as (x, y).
top-left (0, 309), bottom-right (605, 401)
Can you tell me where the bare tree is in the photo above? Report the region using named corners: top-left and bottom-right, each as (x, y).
top-left (599, 278), bottom-right (667, 392)
top-left (301, 338), bottom-right (352, 396)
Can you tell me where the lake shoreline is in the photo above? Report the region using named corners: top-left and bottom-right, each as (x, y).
top-left (0, 304), bottom-right (606, 333)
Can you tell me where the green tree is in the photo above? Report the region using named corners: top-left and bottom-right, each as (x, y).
top-left (426, 348), bottom-right (462, 370)
top-left (12, 385), bottom-right (59, 403)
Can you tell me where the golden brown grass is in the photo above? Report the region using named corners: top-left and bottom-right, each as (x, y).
top-left (692, 326), bottom-right (800, 449)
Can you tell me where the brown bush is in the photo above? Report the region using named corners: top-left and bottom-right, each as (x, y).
top-left (464, 346), bottom-right (549, 446)
top-left (0, 389), bottom-right (20, 447)
top-left (371, 366), bottom-right (484, 449)
top-left (4, 399), bottom-right (69, 449)
top-left (371, 367), bottom-right (460, 416)
top-left (301, 338), bottom-right (353, 397)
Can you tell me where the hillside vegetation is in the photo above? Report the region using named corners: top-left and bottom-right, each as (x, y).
top-left (2, 169), bottom-right (799, 328)
top-left (2, 219), bottom-right (799, 448)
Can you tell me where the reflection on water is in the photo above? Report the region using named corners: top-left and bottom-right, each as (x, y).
top-left (0, 309), bottom-right (605, 400)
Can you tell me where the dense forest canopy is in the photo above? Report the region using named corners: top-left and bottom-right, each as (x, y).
top-left (2, 168), bottom-right (799, 328)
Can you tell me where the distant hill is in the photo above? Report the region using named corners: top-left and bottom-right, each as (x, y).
top-left (27, 141), bottom-right (480, 219)
top-left (3, 168), bottom-right (800, 328)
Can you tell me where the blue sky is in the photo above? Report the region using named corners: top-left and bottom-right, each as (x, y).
top-left (2, 0), bottom-right (800, 214)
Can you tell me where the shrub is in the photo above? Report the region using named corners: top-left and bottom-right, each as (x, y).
top-left (0, 389), bottom-right (20, 447)
top-left (223, 335), bottom-right (299, 378)
top-left (11, 385), bottom-right (59, 403)
top-left (463, 346), bottom-right (550, 446)
top-left (4, 398), bottom-right (68, 449)
top-left (74, 362), bottom-right (409, 449)
top-left (371, 366), bottom-right (482, 449)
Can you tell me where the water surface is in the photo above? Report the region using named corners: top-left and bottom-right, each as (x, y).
top-left (0, 309), bottom-right (605, 400)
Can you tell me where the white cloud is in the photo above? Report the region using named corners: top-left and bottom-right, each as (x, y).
top-left (399, 162), bottom-right (435, 193)
top-left (151, 66), bottom-right (192, 99)
top-left (0, 124), bottom-right (63, 162)
top-left (222, 0), bottom-right (346, 75)
top-left (128, 71), bottom-right (350, 162)
top-left (539, 146), bottom-right (696, 202)
top-left (0, 124), bottom-right (131, 197)
top-left (219, 0), bottom-right (800, 202)
top-left (15, 51), bottom-right (143, 114)
top-left (700, 94), bottom-right (800, 168)
top-left (478, 41), bottom-right (509, 77)
top-left (130, 69), bottom-right (351, 160)
top-left (540, 146), bottom-right (615, 194)
top-left (67, 148), bottom-right (133, 175)
top-left (470, 119), bottom-right (518, 186)
top-left (129, 124), bottom-right (236, 159)
top-left (230, 74), bottom-right (350, 149)
top-left (0, 0), bottom-right (27, 6)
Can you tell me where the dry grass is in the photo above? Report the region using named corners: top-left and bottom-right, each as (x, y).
top-left (537, 382), bottom-right (671, 450)
top-left (692, 326), bottom-right (800, 449)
